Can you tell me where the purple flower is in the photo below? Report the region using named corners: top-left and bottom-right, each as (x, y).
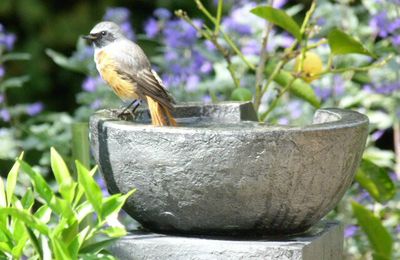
top-left (273, 0), bottom-right (288, 9)
top-left (355, 190), bottom-right (371, 203)
top-left (222, 17), bottom-right (252, 36)
top-left (0, 66), bottom-right (4, 78)
top-left (26, 102), bottom-right (44, 116)
top-left (0, 33), bottom-right (16, 51)
top-left (76, 46), bottom-right (93, 61)
top-left (333, 75), bottom-right (345, 96)
top-left (144, 18), bottom-right (159, 39)
top-left (242, 39), bottom-right (260, 55)
top-left (0, 108), bottom-right (10, 122)
top-left (163, 19), bottom-right (201, 48)
top-left (0, 94), bottom-right (4, 103)
top-left (154, 8), bottom-right (171, 20)
top-left (315, 86), bottom-right (331, 101)
top-left (344, 225), bottom-right (359, 238)
top-left (104, 7), bottom-right (130, 23)
top-left (186, 75), bottom-right (200, 92)
top-left (371, 130), bottom-right (384, 142)
top-left (90, 99), bottom-right (102, 110)
top-left (374, 81), bottom-right (400, 94)
top-left (278, 117), bottom-right (289, 125)
top-left (204, 40), bottom-right (217, 51)
top-left (200, 61), bottom-right (212, 74)
top-left (82, 76), bottom-right (101, 92)
top-left (120, 21), bottom-right (135, 40)
top-left (287, 101), bottom-right (302, 119)
top-left (202, 95), bottom-right (212, 103)
top-left (369, 11), bottom-right (400, 38)
top-left (391, 35), bottom-right (400, 46)
top-left (96, 175), bottom-right (109, 196)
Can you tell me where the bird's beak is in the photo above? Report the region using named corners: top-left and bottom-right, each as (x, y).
top-left (82, 34), bottom-right (98, 41)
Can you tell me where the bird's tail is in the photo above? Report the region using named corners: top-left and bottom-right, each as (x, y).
top-left (146, 96), bottom-right (177, 126)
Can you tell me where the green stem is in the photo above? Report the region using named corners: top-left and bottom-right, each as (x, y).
top-left (215, 0), bottom-right (224, 35)
top-left (220, 30), bottom-right (255, 70)
top-left (195, 0), bottom-right (216, 24)
top-left (175, 9), bottom-right (241, 88)
top-left (260, 77), bottom-right (297, 121)
top-left (194, 0), bottom-right (255, 70)
top-left (315, 54), bottom-right (393, 77)
top-left (254, 1), bottom-right (274, 111)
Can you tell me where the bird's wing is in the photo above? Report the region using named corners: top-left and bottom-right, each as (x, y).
top-left (110, 41), bottom-right (175, 111)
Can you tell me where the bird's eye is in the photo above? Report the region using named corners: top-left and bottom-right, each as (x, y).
top-left (101, 31), bottom-right (107, 36)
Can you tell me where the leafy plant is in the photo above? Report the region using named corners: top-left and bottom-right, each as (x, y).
top-left (0, 148), bottom-right (135, 259)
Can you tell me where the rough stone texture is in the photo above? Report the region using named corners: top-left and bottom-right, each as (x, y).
top-left (89, 102), bottom-right (369, 235)
top-left (109, 221), bottom-right (343, 260)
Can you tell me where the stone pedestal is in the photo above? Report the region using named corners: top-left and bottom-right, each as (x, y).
top-left (109, 221), bottom-right (343, 260)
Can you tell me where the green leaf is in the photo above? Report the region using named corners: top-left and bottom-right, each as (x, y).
top-left (6, 152), bottom-right (24, 207)
top-left (45, 49), bottom-right (88, 74)
top-left (352, 201), bottom-right (393, 258)
top-left (34, 205), bottom-right (52, 224)
top-left (72, 123), bottom-right (90, 169)
top-left (0, 179), bottom-right (5, 209)
top-left (73, 165), bottom-right (98, 208)
top-left (76, 161), bottom-right (103, 215)
top-left (25, 227), bottom-right (43, 259)
top-left (51, 147), bottom-right (75, 204)
top-left (0, 53), bottom-right (31, 63)
top-left (19, 160), bottom-right (75, 221)
top-left (21, 188), bottom-right (34, 209)
top-left (100, 227), bottom-right (126, 238)
top-left (0, 76), bottom-right (30, 90)
top-left (265, 63), bottom-right (320, 107)
top-left (231, 88), bottom-right (253, 101)
top-left (51, 237), bottom-right (72, 260)
top-left (0, 208), bottom-right (49, 235)
top-left (327, 28), bottom-right (375, 57)
top-left (251, 6), bottom-right (301, 40)
top-left (355, 159), bottom-right (395, 203)
top-left (101, 190), bottom-right (135, 221)
top-left (80, 238), bottom-right (119, 254)
top-left (19, 160), bottom-right (54, 204)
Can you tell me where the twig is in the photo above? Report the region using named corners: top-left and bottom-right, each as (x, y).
top-left (259, 77), bottom-right (298, 121)
top-left (254, 0), bottom-right (274, 111)
top-left (394, 122), bottom-right (400, 179)
top-left (215, 0), bottom-right (224, 35)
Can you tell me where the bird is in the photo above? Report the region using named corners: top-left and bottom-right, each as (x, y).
top-left (83, 21), bottom-right (176, 126)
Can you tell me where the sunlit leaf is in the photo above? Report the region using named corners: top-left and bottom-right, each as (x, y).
top-left (6, 152), bottom-right (23, 207)
top-left (0, 208), bottom-right (49, 235)
top-left (0, 76), bottom-right (30, 90)
top-left (72, 123), bottom-right (90, 169)
top-left (76, 161), bottom-right (103, 215)
top-left (51, 237), bottom-right (72, 260)
top-left (51, 147), bottom-right (75, 204)
top-left (328, 28), bottom-right (375, 57)
top-left (251, 6), bottom-right (301, 40)
top-left (352, 201), bottom-right (392, 259)
top-left (265, 63), bottom-right (320, 107)
top-left (101, 189), bottom-right (135, 221)
top-left (0, 53), bottom-right (31, 63)
top-left (80, 238), bottom-right (120, 254)
top-left (355, 159), bottom-right (395, 203)
top-left (231, 88), bottom-right (253, 101)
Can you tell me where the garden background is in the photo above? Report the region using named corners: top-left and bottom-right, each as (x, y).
top-left (0, 0), bottom-right (399, 259)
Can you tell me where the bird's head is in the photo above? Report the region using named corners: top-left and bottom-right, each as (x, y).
top-left (82, 21), bottom-right (125, 48)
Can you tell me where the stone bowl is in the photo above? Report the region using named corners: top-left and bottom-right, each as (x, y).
top-left (89, 102), bottom-right (368, 235)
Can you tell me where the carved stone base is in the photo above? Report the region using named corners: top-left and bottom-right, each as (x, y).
top-left (109, 221), bottom-right (343, 260)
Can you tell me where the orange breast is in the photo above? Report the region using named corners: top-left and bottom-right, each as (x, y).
top-left (96, 51), bottom-right (138, 100)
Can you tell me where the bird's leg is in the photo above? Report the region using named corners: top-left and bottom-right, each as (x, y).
top-left (118, 100), bottom-right (137, 118)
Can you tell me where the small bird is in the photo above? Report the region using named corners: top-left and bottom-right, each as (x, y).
top-left (83, 21), bottom-right (176, 126)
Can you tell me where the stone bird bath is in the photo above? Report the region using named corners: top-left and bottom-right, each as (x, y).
top-left (89, 102), bottom-right (368, 235)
